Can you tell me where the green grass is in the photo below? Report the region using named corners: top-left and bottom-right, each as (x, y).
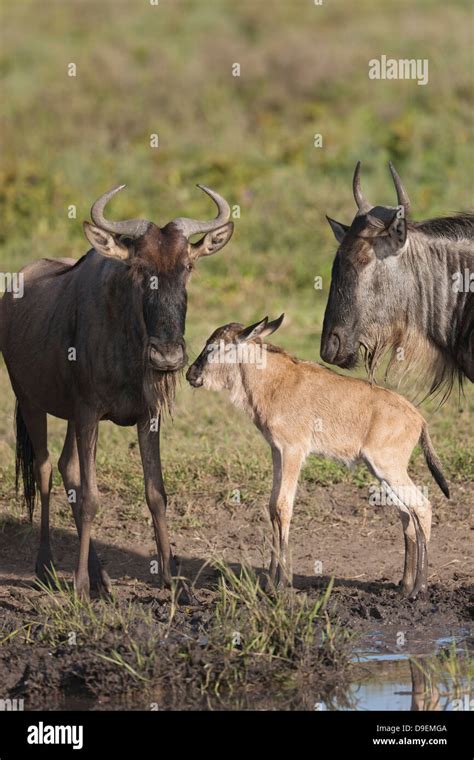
top-left (3, 568), bottom-right (151, 648)
top-left (411, 643), bottom-right (474, 708)
top-left (2, 562), bottom-right (353, 707)
top-left (194, 561), bottom-right (353, 702)
top-left (0, 0), bottom-right (472, 514)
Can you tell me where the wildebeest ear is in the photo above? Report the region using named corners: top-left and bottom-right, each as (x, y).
top-left (83, 222), bottom-right (131, 262)
top-left (372, 211), bottom-right (407, 258)
top-left (387, 210), bottom-right (407, 249)
top-left (191, 222), bottom-right (234, 258)
top-left (326, 216), bottom-right (349, 243)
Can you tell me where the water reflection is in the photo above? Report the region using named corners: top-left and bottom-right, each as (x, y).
top-left (410, 661), bottom-right (440, 711)
top-left (342, 647), bottom-right (471, 711)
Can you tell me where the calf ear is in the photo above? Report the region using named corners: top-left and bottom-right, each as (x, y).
top-left (83, 222), bottom-right (131, 261)
top-left (326, 216), bottom-right (349, 243)
top-left (191, 222), bottom-right (234, 258)
top-left (259, 313), bottom-right (284, 338)
top-left (238, 317), bottom-right (268, 342)
top-left (238, 314), bottom-right (284, 342)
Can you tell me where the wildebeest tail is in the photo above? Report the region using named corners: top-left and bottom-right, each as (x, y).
top-left (420, 423), bottom-right (450, 498)
top-left (15, 401), bottom-right (37, 521)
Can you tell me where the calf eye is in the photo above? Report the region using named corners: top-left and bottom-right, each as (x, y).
top-left (185, 263), bottom-right (194, 272)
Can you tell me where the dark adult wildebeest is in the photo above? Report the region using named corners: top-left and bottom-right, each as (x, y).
top-left (0, 183), bottom-right (234, 598)
top-left (321, 162), bottom-right (473, 397)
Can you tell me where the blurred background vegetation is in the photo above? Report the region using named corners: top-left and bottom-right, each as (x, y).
top-left (0, 0), bottom-right (472, 514)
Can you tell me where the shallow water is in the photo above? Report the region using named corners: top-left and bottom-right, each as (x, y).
top-left (328, 631), bottom-right (472, 711)
top-left (25, 628), bottom-right (472, 712)
top-left (340, 659), bottom-right (450, 711)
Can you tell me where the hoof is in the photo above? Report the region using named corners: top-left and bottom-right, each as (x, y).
top-left (398, 578), bottom-right (426, 600)
top-left (89, 567), bottom-right (112, 596)
top-left (35, 552), bottom-right (56, 586)
top-left (408, 582), bottom-right (427, 601)
top-left (174, 583), bottom-right (199, 606)
top-left (73, 572), bottom-right (90, 601)
top-left (273, 567), bottom-right (292, 589)
top-left (260, 574), bottom-right (276, 594)
top-left (398, 579), bottom-right (415, 597)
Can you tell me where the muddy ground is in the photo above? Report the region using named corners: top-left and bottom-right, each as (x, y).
top-left (0, 479), bottom-right (472, 709)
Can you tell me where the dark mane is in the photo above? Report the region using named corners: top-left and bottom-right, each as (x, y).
top-left (264, 342), bottom-right (299, 364)
top-left (52, 253), bottom-right (89, 276)
top-left (412, 212), bottom-right (474, 240)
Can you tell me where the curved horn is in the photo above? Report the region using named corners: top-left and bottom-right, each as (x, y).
top-left (171, 185), bottom-right (231, 239)
top-left (352, 161), bottom-right (372, 214)
top-left (90, 185), bottom-right (150, 238)
top-left (389, 161), bottom-right (411, 215)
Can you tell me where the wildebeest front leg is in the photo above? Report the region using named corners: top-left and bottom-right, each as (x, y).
top-left (137, 415), bottom-right (177, 588)
top-left (74, 414), bottom-right (99, 599)
top-left (58, 421), bottom-right (111, 594)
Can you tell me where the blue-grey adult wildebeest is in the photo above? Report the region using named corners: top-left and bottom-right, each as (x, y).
top-left (321, 162), bottom-right (473, 398)
top-left (0, 183), bottom-right (234, 599)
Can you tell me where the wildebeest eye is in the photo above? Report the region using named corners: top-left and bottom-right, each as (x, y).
top-left (185, 262), bottom-right (194, 272)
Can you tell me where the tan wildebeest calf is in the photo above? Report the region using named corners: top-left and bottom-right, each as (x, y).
top-left (186, 315), bottom-right (450, 599)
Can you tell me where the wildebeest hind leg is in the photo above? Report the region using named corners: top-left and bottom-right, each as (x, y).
top-left (16, 399), bottom-right (55, 584)
top-left (58, 422), bottom-right (111, 595)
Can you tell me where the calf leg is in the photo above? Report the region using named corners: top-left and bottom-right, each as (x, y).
top-left (385, 476), bottom-right (431, 598)
top-left (268, 446), bottom-right (303, 588)
top-left (73, 413), bottom-right (100, 599)
top-left (410, 507), bottom-right (430, 598)
top-left (268, 447), bottom-right (281, 584)
top-left (366, 454), bottom-right (431, 598)
top-left (399, 513), bottom-right (418, 595)
top-left (58, 421), bottom-right (111, 594)
top-left (401, 530), bottom-right (417, 595)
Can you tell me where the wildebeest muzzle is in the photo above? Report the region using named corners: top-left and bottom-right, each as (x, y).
top-left (148, 338), bottom-right (187, 372)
